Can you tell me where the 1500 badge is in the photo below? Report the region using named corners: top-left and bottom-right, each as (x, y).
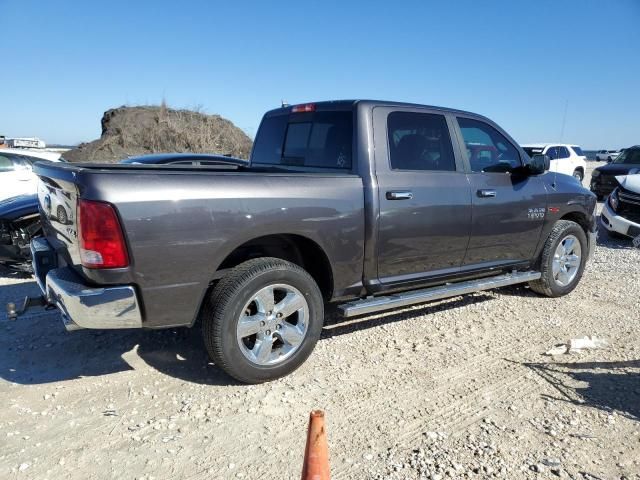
top-left (528, 207), bottom-right (545, 220)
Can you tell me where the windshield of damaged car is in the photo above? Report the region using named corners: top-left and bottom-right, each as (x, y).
top-left (252, 111), bottom-right (353, 170)
top-left (612, 148), bottom-right (640, 165)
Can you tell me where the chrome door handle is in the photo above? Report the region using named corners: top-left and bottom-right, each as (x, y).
top-left (386, 191), bottom-right (413, 200)
top-left (477, 189), bottom-right (497, 198)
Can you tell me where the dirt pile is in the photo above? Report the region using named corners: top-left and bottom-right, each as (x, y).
top-left (63, 104), bottom-right (253, 163)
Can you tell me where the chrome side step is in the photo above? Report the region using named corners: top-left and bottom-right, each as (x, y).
top-left (338, 271), bottom-right (541, 318)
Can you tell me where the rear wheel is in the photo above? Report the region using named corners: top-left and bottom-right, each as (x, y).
top-left (529, 220), bottom-right (587, 297)
top-left (202, 257), bottom-right (324, 383)
top-left (572, 169), bottom-right (584, 182)
top-left (56, 206), bottom-right (68, 224)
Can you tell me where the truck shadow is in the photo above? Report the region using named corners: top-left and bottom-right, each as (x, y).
top-left (322, 293), bottom-right (494, 339)
top-left (517, 359), bottom-right (640, 421)
top-left (1, 280), bottom-right (495, 386)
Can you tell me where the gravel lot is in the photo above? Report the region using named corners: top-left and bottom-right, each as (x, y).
top-left (1, 163), bottom-right (639, 479)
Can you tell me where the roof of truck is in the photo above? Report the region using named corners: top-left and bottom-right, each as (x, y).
top-left (266, 100), bottom-right (486, 118)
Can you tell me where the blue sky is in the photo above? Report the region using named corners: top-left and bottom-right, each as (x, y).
top-left (2, 0), bottom-right (638, 149)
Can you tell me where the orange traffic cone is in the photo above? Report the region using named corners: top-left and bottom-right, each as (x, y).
top-left (301, 410), bottom-right (330, 480)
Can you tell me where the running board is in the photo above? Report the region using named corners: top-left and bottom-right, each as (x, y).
top-left (338, 271), bottom-right (541, 318)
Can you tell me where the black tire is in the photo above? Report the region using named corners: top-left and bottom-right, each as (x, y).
top-left (57, 206), bottom-right (68, 224)
top-left (529, 220), bottom-right (588, 297)
top-left (572, 169), bottom-right (584, 182)
top-left (202, 257), bottom-right (324, 384)
top-left (607, 156), bottom-right (612, 162)
top-left (596, 194), bottom-right (604, 202)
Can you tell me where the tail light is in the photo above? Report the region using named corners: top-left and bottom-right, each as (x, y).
top-left (291, 103), bottom-right (316, 113)
top-left (78, 199), bottom-right (129, 268)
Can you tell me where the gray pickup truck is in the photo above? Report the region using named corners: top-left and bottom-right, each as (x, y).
top-left (15, 100), bottom-right (597, 383)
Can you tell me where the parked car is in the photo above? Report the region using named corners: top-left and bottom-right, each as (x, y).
top-left (521, 144), bottom-right (587, 182)
top-left (600, 174), bottom-right (640, 239)
top-left (0, 194), bottom-right (40, 272)
top-left (14, 100), bottom-right (597, 384)
top-left (120, 153), bottom-right (248, 166)
top-left (0, 149), bottom-right (63, 202)
top-left (595, 150), bottom-right (621, 162)
top-left (590, 146), bottom-right (640, 199)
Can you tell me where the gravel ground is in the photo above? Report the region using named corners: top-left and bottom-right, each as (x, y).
top-left (1, 163), bottom-right (639, 479)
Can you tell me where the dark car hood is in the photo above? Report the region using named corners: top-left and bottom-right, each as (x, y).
top-left (0, 194), bottom-right (39, 221)
top-left (595, 163), bottom-right (640, 176)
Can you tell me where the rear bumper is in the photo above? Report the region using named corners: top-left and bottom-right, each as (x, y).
top-left (31, 238), bottom-right (142, 331)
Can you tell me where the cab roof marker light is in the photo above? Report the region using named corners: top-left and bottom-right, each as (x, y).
top-left (291, 103), bottom-right (316, 113)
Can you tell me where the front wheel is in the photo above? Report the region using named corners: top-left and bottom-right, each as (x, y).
top-left (529, 220), bottom-right (587, 297)
top-left (202, 257), bottom-right (324, 383)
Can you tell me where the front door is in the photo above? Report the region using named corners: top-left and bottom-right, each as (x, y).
top-left (373, 107), bottom-right (472, 286)
top-left (454, 116), bottom-right (547, 267)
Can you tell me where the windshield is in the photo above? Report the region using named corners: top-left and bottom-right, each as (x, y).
top-left (612, 148), bottom-right (640, 164)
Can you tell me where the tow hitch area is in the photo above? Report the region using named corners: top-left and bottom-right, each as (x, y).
top-left (5, 296), bottom-right (50, 321)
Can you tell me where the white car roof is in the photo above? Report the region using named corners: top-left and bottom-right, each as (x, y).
top-left (521, 143), bottom-right (581, 148)
top-left (0, 148), bottom-right (62, 161)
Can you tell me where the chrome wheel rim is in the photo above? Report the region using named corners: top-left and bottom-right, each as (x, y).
top-left (236, 283), bottom-right (309, 366)
top-left (552, 234), bottom-right (581, 287)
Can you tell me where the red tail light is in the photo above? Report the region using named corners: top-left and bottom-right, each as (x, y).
top-left (291, 103), bottom-right (316, 113)
top-left (78, 199), bottom-right (129, 269)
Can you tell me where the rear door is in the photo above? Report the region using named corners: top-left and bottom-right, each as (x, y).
top-left (557, 146), bottom-right (573, 176)
top-left (373, 107), bottom-right (472, 286)
top-left (453, 115), bottom-right (547, 267)
top-left (545, 146), bottom-right (561, 174)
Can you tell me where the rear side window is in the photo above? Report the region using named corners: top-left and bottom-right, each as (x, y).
top-left (571, 146), bottom-right (584, 156)
top-left (558, 147), bottom-right (570, 159)
top-left (387, 112), bottom-right (456, 171)
top-left (457, 117), bottom-right (521, 173)
top-left (252, 111), bottom-right (352, 169)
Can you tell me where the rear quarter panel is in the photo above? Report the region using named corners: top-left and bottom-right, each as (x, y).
top-left (73, 170), bottom-right (365, 328)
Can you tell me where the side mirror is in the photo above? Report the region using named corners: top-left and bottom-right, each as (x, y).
top-left (528, 154), bottom-right (550, 175)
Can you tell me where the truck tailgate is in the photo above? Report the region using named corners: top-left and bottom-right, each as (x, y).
top-left (35, 164), bottom-right (83, 269)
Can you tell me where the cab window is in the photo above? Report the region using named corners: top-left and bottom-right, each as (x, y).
top-left (387, 112), bottom-right (456, 171)
top-left (457, 117), bottom-right (521, 173)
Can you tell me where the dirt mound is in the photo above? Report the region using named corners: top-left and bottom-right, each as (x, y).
top-left (64, 105), bottom-right (253, 163)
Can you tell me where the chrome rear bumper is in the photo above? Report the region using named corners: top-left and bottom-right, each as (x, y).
top-left (31, 238), bottom-right (142, 331)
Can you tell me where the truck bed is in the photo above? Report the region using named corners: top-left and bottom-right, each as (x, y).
top-left (33, 161), bottom-right (366, 328)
